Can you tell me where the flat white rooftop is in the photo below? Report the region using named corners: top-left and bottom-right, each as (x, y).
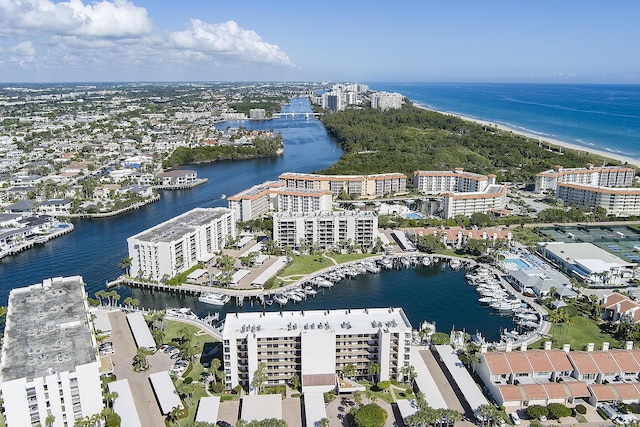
top-left (223, 307), bottom-right (412, 338)
top-left (109, 379), bottom-right (142, 427)
top-left (241, 394), bottom-right (282, 422)
top-left (195, 396), bottom-right (220, 423)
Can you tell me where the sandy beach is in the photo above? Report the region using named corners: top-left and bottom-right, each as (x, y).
top-left (417, 105), bottom-right (640, 168)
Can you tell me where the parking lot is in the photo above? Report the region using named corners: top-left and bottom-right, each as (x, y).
top-left (107, 310), bottom-right (172, 427)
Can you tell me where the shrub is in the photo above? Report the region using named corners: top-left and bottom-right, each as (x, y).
top-left (183, 377), bottom-right (193, 384)
top-left (210, 382), bottom-right (225, 393)
top-left (574, 404), bottom-right (587, 415)
top-left (220, 394), bottom-right (235, 402)
top-left (354, 403), bottom-right (387, 427)
top-left (547, 403), bottom-right (571, 419)
top-left (323, 391), bottom-right (336, 404)
top-left (527, 405), bottom-right (549, 420)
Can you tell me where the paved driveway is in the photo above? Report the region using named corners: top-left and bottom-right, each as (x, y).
top-left (108, 310), bottom-right (167, 427)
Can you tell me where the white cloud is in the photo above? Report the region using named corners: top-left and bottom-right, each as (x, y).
top-left (170, 19), bottom-right (293, 67)
top-left (0, 0), bottom-right (153, 38)
top-left (11, 41), bottom-right (36, 56)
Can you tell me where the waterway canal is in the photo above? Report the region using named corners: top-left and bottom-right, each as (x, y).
top-left (1, 98), bottom-right (515, 341)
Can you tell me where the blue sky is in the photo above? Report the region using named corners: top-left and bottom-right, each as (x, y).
top-left (0, 0), bottom-right (638, 83)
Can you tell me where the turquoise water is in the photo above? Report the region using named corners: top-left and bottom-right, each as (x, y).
top-left (370, 83), bottom-right (640, 160)
top-left (504, 257), bottom-right (531, 270)
top-left (404, 212), bottom-right (422, 219)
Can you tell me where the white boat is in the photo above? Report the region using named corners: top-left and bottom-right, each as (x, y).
top-left (422, 257), bottom-right (431, 266)
top-left (401, 258), bottom-right (411, 268)
top-left (166, 307), bottom-right (198, 319)
top-left (450, 259), bottom-right (462, 270)
top-left (304, 286), bottom-right (317, 295)
top-left (491, 300), bottom-right (522, 311)
top-left (378, 258), bottom-right (393, 270)
top-left (198, 292), bottom-right (230, 306)
top-left (363, 262), bottom-right (380, 274)
top-left (264, 296), bottom-right (274, 306)
top-left (273, 293), bottom-right (288, 305)
top-left (313, 277), bottom-right (334, 288)
top-left (287, 291), bottom-right (302, 302)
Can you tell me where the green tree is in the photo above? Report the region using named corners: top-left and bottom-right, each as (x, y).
top-left (132, 348), bottom-right (150, 372)
top-left (354, 403), bottom-right (387, 427)
top-left (119, 257), bottom-right (132, 275)
top-left (526, 405), bottom-right (549, 420)
top-left (341, 362), bottom-right (357, 379)
top-left (547, 403), bottom-right (571, 419)
top-left (430, 332), bottom-right (450, 345)
top-left (251, 362), bottom-right (268, 394)
top-left (367, 362), bottom-right (380, 382)
top-left (290, 373), bottom-right (301, 391)
top-left (45, 414), bottom-right (55, 427)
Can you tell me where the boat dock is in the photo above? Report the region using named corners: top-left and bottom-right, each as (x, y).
top-left (106, 254), bottom-right (477, 308)
top-left (153, 178), bottom-right (208, 190)
top-left (0, 223), bottom-right (74, 260)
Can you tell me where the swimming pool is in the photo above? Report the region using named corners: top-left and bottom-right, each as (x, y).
top-left (504, 257), bottom-right (531, 270)
top-left (403, 212), bottom-right (422, 219)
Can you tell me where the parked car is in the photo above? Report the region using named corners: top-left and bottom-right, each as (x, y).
top-left (216, 421), bottom-right (232, 427)
top-left (509, 412), bottom-right (521, 426)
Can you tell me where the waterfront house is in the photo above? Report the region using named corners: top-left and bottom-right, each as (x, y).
top-left (160, 169), bottom-right (198, 186)
top-left (38, 198), bottom-right (72, 216)
top-left (4, 199), bottom-right (36, 214)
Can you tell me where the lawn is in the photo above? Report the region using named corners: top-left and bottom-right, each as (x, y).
top-left (278, 254), bottom-right (334, 277)
top-left (530, 313), bottom-right (620, 351)
top-left (164, 320), bottom-right (220, 359)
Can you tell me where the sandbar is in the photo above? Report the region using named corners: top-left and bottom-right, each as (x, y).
top-left (414, 104), bottom-right (640, 168)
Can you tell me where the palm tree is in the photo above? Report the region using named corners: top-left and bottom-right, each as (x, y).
top-left (548, 310), bottom-right (563, 344)
top-left (166, 406), bottom-right (182, 426)
top-left (103, 390), bottom-right (118, 408)
top-left (112, 293), bottom-right (121, 307)
top-left (367, 362), bottom-right (380, 382)
top-left (95, 290), bottom-right (107, 306)
top-left (119, 257), bottom-right (132, 276)
top-left (45, 413), bottom-right (55, 427)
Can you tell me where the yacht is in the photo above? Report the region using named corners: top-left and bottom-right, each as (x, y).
top-left (378, 258), bottom-right (393, 270)
top-left (450, 259), bottom-right (462, 270)
top-left (400, 257), bottom-right (411, 268)
top-left (363, 262), bottom-right (380, 274)
top-left (166, 307), bottom-right (199, 319)
top-left (198, 292), bottom-right (230, 306)
top-left (313, 277), bottom-right (334, 288)
top-left (264, 296), bottom-right (274, 306)
top-left (287, 291), bottom-right (302, 302)
top-left (304, 286), bottom-right (317, 295)
top-left (273, 293), bottom-right (288, 305)
top-left (422, 256), bottom-right (431, 267)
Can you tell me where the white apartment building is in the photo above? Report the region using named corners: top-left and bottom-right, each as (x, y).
top-left (273, 210), bottom-right (378, 250)
top-left (0, 276), bottom-right (103, 427)
top-left (413, 168), bottom-right (496, 194)
top-left (127, 208), bottom-right (235, 281)
top-left (443, 184), bottom-right (508, 219)
top-left (227, 181), bottom-right (283, 222)
top-left (370, 92), bottom-right (404, 110)
top-left (535, 164), bottom-right (635, 193)
top-left (222, 308), bottom-right (412, 393)
top-left (160, 169), bottom-right (199, 186)
top-left (227, 181), bottom-right (333, 222)
top-left (556, 183), bottom-right (640, 217)
top-left (278, 172), bottom-right (407, 197)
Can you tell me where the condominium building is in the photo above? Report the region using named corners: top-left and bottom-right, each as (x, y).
top-left (556, 183), bottom-right (640, 217)
top-left (227, 181), bottom-right (283, 222)
top-left (413, 168), bottom-right (496, 194)
top-left (127, 208), bottom-right (235, 281)
top-left (0, 276), bottom-right (103, 427)
top-left (370, 92), bottom-right (404, 110)
top-left (249, 109), bottom-right (266, 120)
top-left (273, 210), bottom-right (378, 250)
top-left (442, 184), bottom-right (508, 219)
top-left (222, 308), bottom-right (412, 393)
top-left (278, 172), bottom-right (407, 197)
top-left (535, 164), bottom-right (635, 193)
top-left (227, 181), bottom-right (333, 222)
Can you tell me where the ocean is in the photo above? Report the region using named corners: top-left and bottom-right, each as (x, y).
top-left (370, 83), bottom-right (640, 160)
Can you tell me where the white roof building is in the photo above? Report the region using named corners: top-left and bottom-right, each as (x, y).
top-left (222, 308), bottom-right (412, 394)
top-left (0, 276), bottom-right (104, 427)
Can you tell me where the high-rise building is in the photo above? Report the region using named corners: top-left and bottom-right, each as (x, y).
top-left (535, 164), bottom-right (635, 193)
top-left (273, 210), bottom-right (377, 250)
top-left (222, 308), bottom-right (412, 393)
top-left (370, 92), bottom-right (404, 110)
top-left (0, 276), bottom-right (103, 426)
top-left (127, 208), bottom-right (235, 281)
